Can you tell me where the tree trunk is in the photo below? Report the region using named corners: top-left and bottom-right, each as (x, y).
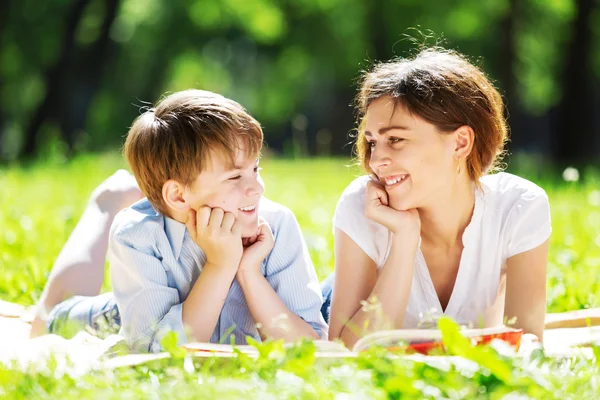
top-left (21, 0), bottom-right (92, 159)
top-left (498, 0), bottom-right (519, 150)
top-left (0, 1), bottom-right (11, 159)
top-left (366, 0), bottom-right (389, 62)
top-left (554, 0), bottom-right (596, 163)
top-left (58, 0), bottom-right (120, 156)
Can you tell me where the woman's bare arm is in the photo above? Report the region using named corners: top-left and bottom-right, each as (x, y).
top-left (504, 239), bottom-right (549, 341)
top-left (329, 229), bottom-right (417, 348)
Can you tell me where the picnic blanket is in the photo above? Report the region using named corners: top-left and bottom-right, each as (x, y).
top-left (1, 300), bottom-right (598, 375)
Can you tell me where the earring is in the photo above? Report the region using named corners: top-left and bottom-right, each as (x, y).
top-left (456, 159), bottom-right (461, 175)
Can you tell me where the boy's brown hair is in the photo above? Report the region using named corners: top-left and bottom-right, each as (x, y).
top-left (355, 47), bottom-right (508, 184)
top-left (124, 89), bottom-right (263, 215)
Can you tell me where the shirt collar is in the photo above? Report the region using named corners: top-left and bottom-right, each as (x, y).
top-left (164, 216), bottom-right (187, 259)
top-left (461, 183), bottom-right (484, 247)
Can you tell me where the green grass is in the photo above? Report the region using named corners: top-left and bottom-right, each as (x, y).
top-left (1, 152), bottom-right (600, 398)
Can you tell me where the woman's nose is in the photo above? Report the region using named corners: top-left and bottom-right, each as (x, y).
top-left (369, 148), bottom-right (391, 171)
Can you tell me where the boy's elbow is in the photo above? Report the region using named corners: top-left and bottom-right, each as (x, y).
top-left (286, 328), bottom-right (320, 342)
top-left (310, 322), bottom-right (328, 340)
top-left (308, 329), bottom-right (322, 340)
top-left (127, 334), bottom-right (154, 354)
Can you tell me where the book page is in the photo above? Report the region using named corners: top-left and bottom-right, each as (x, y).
top-left (352, 326), bottom-right (521, 352)
top-left (182, 340), bottom-right (351, 354)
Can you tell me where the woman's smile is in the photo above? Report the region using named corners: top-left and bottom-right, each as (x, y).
top-left (382, 174), bottom-right (410, 190)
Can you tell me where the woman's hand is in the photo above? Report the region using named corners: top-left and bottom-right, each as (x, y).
top-left (364, 179), bottom-right (421, 247)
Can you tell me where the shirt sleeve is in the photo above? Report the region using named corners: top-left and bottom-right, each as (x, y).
top-left (332, 177), bottom-right (387, 267)
top-left (263, 208), bottom-right (328, 339)
top-left (109, 225), bottom-right (187, 353)
top-left (506, 187), bottom-right (552, 258)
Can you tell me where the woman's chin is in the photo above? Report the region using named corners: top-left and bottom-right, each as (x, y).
top-left (389, 198), bottom-right (414, 212)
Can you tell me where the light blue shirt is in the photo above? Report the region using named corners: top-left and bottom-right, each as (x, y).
top-left (109, 197), bottom-right (328, 353)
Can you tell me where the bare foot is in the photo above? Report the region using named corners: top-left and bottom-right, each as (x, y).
top-left (30, 315), bottom-right (48, 337)
top-left (90, 169), bottom-right (144, 213)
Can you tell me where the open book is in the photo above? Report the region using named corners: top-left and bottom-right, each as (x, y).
top-left (182, 340), bottom-right (349, 356)
top-left (351, 326), bottom-right (523, 353)
top-left (182, 326), bottom-right (523, 355)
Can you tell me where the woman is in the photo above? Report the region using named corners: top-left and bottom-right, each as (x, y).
top-left (327, 48), bottom-right (551, 348)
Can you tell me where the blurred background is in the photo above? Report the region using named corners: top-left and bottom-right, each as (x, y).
top-left (1, 0), bottom-right (599, 164)
top-left (1, 0), bottom-right (600, 311)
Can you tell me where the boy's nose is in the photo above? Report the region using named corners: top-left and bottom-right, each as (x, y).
top-left (246, 178), bottom-right (264, 197)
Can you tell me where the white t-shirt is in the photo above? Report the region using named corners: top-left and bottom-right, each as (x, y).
top-left (333, 172), bottom-right (552, 329)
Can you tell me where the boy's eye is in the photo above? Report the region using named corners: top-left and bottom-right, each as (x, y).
top-left (229, 175), bottom-right (242, 180)
top-left (254, 166), bottom-right (262, 173)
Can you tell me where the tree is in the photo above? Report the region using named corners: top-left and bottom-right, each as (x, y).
top-left (499, 0), bottom-right (519, 150)
top-left (21, 0), bottom-right (93, 158)
top-left (555, 0), bottom-right (597, 163)
top-left (58, 0), bottom-right (121, 156)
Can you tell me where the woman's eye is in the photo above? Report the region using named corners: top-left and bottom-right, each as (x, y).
top-left (367, 141), bottom-right (376, 148)
top-left (389, 137), bottom-right (404, 144)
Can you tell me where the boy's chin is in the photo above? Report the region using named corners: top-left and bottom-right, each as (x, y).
top-left (241, 221), bottom-right (260, 238)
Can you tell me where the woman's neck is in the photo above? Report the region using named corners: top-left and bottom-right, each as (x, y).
top-left (418, 176), bottom-right (476, 250)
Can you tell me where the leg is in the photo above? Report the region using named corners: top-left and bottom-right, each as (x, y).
top-left (545, 309), bottom-right (600, 329)
top-left (47, 292), bottom-right (120, 338)
top-left (30, 170), bottom-right (141, 336)
top-left (320, 273), bottom-right (334, 324)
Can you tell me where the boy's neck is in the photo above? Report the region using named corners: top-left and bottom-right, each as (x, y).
top-left (165, 208), bottom-right (188, 225)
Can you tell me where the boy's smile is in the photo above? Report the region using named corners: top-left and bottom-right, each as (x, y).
top-left (238, 204), bottom-right (258, 216)
top-left (236, 202), bottom-right (259, 226)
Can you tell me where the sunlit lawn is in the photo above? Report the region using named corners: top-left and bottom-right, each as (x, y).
top-left (1, 152), bottom-right (599, 398)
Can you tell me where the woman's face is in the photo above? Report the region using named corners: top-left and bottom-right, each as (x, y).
top-left (365, 95), bottom-right (459, 211)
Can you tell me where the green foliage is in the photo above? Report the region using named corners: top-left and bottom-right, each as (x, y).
top-left (3, 0), bottom-right (598, 160)
top-left (1, 154), bottom-right (600, 397)
top-left (2, 153), bottom-right (600, 309)
top-left (1, 333), bottom-right (598, 399)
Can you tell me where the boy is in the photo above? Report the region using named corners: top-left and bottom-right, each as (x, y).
top-left (110, 90), bottom-right (327, 352)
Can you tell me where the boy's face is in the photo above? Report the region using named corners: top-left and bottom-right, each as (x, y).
top-left (184, 149), bottom-right (264, 238)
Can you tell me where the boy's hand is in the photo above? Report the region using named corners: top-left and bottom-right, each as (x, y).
top-left (185, 207), bottom-right (243, 270)
top-left (237, 218), bottom-right (274, 277)
top-left (364, 179), bottom-right (421, 246)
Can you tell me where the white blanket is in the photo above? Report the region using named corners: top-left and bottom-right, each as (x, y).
top-left (1, 299), bottom-right (598, 375)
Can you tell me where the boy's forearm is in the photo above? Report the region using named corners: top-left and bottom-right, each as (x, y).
top-left (237, 269), bottom-right (320, 341)
top-left (182, 262), bottom-right (237, 342)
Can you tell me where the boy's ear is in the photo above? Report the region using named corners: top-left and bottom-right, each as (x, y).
top-left (162, 180), bottom-right (189, 213)
top-left (453, 125), bottom-right (474, 159)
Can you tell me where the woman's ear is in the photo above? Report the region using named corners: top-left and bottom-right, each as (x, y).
top-left (162, 180), bottom-right (189, 213)
top-left (454, 125), bottom-right (474, 159)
